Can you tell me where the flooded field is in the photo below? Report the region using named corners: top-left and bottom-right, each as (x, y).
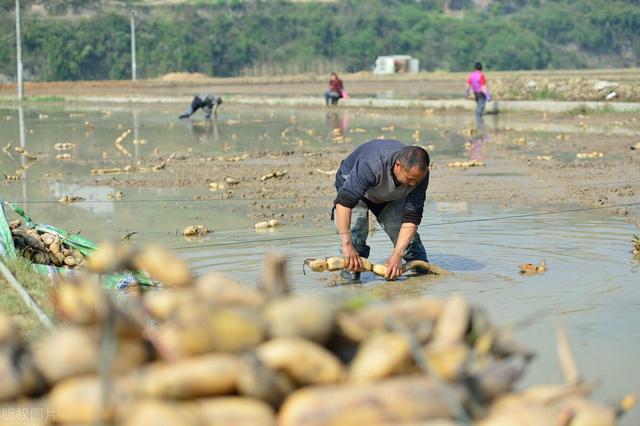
top-left (2, 103), bottom-right (639, 423)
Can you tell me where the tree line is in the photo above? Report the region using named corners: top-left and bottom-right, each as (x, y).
top-left (0, 0), bottom-right (638, 81)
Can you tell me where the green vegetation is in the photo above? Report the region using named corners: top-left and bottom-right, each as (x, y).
top-left (0, 256), bottom-right (55, 341)
top-left (27, 95), bottom-right (66, 102)
top-left (0, 0), bottom-right (638, 81)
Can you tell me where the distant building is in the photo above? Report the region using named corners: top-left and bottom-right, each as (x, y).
top-left (373, 55), bottom-right (420, 75)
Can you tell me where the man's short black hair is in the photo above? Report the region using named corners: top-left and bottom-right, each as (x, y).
top-left (474, 62), bottom-right (483, 70)
top-left (397, 146), bottom-right (430, 171)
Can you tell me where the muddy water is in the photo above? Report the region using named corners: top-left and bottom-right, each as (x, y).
top-left (2, 105), bottom-right (639, 424)
top-left (1, 104), bottom-right (625, 179)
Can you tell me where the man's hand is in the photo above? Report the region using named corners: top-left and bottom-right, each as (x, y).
top-left (385, 252), bottom-right (404, 280)
top-left (342, 242), bottom-right (363, 272)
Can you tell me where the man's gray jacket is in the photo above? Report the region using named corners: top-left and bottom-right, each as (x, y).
top-left (334, 139), bottom-right (429, 225)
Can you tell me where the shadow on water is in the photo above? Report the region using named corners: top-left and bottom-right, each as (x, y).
top-left (430, 253), bottom-right (485, 272)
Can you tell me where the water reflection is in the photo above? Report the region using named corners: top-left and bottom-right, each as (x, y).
top-left (187, 119), bottom-right (219, 144)
top-left (467, 115), bottom-right (489, 161)
top-left (326, 111), bottom-right (349, 139)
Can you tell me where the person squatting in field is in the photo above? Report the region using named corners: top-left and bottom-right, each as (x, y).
top-left (324, 72), bottom-right (345, 106)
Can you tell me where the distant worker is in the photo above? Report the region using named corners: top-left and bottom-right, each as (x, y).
top-left (179, 94), bottom-right (223, 120)
top-left (333, 139), bottom-right (430, 281)
top-left (465, 62), bottom-right (491, 116)
top-left (325, 72), bottom-right (346, 106)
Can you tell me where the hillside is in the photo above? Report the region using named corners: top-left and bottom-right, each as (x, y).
top-left (0, 0), bottom-right (638, 81)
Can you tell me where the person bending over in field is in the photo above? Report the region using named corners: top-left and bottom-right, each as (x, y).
top-left (333, 140), bottom-right (430, 281)
top-left (179, 94), bottom-right (223, 120)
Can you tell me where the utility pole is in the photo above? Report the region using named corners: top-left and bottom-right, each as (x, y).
top-left (130, 11), bottom-right (137, 81)
top-left (15, 0), bottom-right (23, 100)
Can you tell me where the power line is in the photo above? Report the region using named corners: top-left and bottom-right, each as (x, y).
top-left (165, 202), bottom-right (640, 252)
top-left (4, 178), bottom-right (638, 205)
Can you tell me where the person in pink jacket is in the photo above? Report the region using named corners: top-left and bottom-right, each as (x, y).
top-left (465, 62), bottom-right (491, 116)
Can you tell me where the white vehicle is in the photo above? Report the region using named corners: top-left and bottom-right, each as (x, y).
top-left (373, 55), bottom-right (420, 75)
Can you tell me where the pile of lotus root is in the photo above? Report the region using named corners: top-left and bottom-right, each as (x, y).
top-left (0, 242), bottom-right (635, 425)
top-left (9, 220), bottom-right (85, 268)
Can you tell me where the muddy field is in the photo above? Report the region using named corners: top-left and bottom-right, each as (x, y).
top-left (24, 107), bottom-right (637, 228)
top-left (2, 99), bottom-right (639, 234)
top-left (1, 82), bottom-right (640, 424)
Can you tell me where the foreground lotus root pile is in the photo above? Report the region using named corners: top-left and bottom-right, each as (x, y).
top-left (0, 245), bottom-right (635, 425)
top-left (8, 220), bottom-right (85, 268)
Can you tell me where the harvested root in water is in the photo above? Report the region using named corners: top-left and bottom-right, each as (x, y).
top-left (302, 258), bottom-right (328, 273)
top-left (576, 151), bottom-right (604, 159)
top-left (208, 182), bottom-right (225, 191)
top-left (255, 219), bottom-right (280, 230)
top-left (58, 195), bottom-right (85, 204)
top-left (632, 235), bottom-right (640, 256)
top-left (447, 160), bottom-right (484, 168)
top-left (54, 142), bottom-right (75, 151)
top-left (304, 257), bottom-right (449, 278)
top-left (182, 225), bottom-right (211, 237)
top-left (261, 170), bottom-right (288, 181)
top-left (519, 260), bottom-right (547, 274)
top-left (372, 259), bottom-right (450, 278)
top-left (14, 146), bottom-right (37, 160)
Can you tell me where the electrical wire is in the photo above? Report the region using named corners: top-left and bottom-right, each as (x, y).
top-left (4, 178), bottom-right (638, 205)
top-left (165, 202), bottom-right (640, 252)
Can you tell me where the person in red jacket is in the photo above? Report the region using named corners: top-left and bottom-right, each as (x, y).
top-left (325, 72), bottom-right (344, 106)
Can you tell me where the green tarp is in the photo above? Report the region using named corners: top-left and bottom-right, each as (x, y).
top-left (1, 200), bottom-right (157, 289)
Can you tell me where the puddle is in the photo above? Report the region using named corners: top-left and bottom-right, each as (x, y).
top-left (2, 104), bottom-right (639, 425)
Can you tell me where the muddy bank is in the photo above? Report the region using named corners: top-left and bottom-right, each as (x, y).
top-left (1, 68), bottom-right (639, 104)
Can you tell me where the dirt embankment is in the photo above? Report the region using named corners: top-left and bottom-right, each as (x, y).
top-left (1, 69), bottom-right (639, 102)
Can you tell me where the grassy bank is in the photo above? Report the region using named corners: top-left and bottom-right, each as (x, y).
top-left (0, 256), bottom-right (55, 341)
